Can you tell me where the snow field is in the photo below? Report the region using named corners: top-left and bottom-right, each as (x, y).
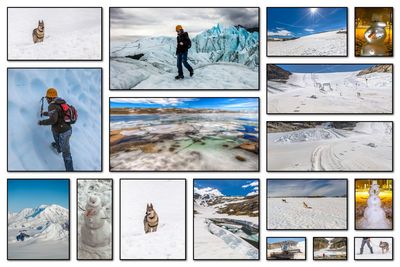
top-left (120, 180), bottom-right (186, 259)
top-left (8, 8), bottom-right (102, 60)
top-left (268, 30), bottom-right (347, 56)
top-left (268, 71), bottom-right (392, 113)
top-left (354, 238), bottom-right (393, 260)
top-left (268, 122), bottom-right (392, 171)
top-left (267, 197), bottom-right (347, 229)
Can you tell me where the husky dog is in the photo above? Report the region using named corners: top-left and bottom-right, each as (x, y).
top-left (303, 202), bottom-right (312, 209)
top-left (379, 241), bottom-right (390, 254)
top-left (282, 199), bottom-right (288, 203)
top-left (32, 20), bottom-right (45, 43)
top-left (144, 203), bottom-right (159, 234)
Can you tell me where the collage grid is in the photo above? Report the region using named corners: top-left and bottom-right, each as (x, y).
top-left (2, 0), bottom-right (397, 264)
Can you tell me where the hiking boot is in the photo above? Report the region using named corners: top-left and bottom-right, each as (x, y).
top-left (190, 71), bottom-right (194, 77)
top-left (175, 75), bottom-right (184, 80)
top-left (51, 142), bottom-right (61, 153)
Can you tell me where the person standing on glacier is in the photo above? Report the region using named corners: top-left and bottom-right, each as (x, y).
top-left (175, 25), bottom-right (194, 79)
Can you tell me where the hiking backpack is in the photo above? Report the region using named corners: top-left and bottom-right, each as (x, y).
top-left (59, 103), bottom-right (78, 124)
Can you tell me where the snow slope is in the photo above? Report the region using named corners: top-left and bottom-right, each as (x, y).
top-left (268, 122), bottom-right (392, 171)
top-left (120, 180), bottom-right (186, 259)
top-left (354, 238), bottom-right (392, 260)
top-left (268, 31), bottom-right (347, 56)
top-left (268, 71), bottom-right (392, 113)
top-left (8, 68), bottom-right (102, 171)
top-left (8, 204), bottom-right (69, 259)
top-left (110, 24), bottom-right (259, 89)
top-left (8, 8), bottom-right (101, 60)
top-left (268, 198), bottom-right (347, 229)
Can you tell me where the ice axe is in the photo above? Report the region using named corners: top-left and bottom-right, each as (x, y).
top-left (40, 97), bottom-right (45, 117)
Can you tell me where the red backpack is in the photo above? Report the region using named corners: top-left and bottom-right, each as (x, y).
top-left (60, 103), bottom-right (78, 124)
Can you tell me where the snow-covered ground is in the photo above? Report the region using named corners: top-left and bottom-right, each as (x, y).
top-left (268, 122), bottom-right (392, 171)
top-left (77, 180), bottom-right (112, 259)
top-left (268, 71), bottom-right (392, 113)
top-left (110, 24), bottom-right (259, 89)
top-left (194, 190), bottom-right (259, 259)
top-left (8, 68), bottom-right (102, 171)
top-left (8, 8), bottom-right (101, 60)
top-left (268, 31), bottom-right (347, 56)
top-left (267, 198), bottom-right (347, 229)
top-left (8, 205), bottom-right (69, 259)
top-left (120, 180), bottom-right (186, 259)
top-left (354, 238), bottom-right (392, 260)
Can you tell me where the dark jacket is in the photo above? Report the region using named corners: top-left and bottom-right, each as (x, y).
top-left (176, 31), bottom-right (191, 54)
top-left (40, 98), bottom-right (72, 134)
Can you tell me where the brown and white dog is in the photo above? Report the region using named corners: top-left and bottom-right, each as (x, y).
top-left (32, 20), bottom-right (45, 43)
top-left (144, 203), bottom-right (159, 234)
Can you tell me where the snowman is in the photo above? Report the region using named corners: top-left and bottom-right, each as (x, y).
top-left (80, 195), bottom-right (111, 248)
top-left (359, 181), bottom-right (391, 229)
top-left (361, 14), bottom-right (388, 56)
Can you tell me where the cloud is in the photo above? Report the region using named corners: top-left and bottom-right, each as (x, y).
top-left (242, 181), bottom-right (258, 188)
top-left (304, 28), bottom-right (315, 32)
top-left (111, 98), bottom-right (197, 106)
top-left (268, 29), bottom-right (292, 36)
top-left (247, 190), bottom-right (259, 196)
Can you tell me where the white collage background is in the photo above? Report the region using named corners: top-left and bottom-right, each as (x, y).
top-left (0, 0), bottom-right (398, 266)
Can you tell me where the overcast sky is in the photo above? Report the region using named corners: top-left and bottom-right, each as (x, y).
top-left (110, 8), bottom-right (258, 40)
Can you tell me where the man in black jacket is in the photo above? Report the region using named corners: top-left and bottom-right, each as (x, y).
top-left (38, 87), bottom-right (74, 171)
top-left (175, 25), bottom-right (194, 79)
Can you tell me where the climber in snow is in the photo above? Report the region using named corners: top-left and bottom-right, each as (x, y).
top-left (175, 25), bottom-right (194, 80)
top-left (38, 87), bottom-right (77, 171)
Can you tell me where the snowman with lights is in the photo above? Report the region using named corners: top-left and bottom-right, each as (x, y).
top-left (361, 14), bottom-right (388, 56)
top-left (359, 180), bottom-right (391, 229)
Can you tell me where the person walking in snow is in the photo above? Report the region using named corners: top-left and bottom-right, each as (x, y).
top-left (175, 25), bottom-right (194, 79)
top-left (360, 237), bottom-right (373, 255)
top-left (38, 88), bottom-right (74, 171)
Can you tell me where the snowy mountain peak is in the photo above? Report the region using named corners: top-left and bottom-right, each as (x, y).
top-left (194, 187), bottom-right (224, 197)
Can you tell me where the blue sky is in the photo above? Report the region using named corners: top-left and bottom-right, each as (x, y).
top-left (194, 179), bottom-right (258, 197)
top-left (268, 237), bottom-right (305, 244)
top-left (277, 64), bottom-right (375, 73)
top-left (267, 179), bottom-right (347, 197)
top-left (110, 98), bottom-right (259, 112)
top-left (8, 180), bottom-right (69, 213)
top-left (268, 7), bottom-right (347, 38)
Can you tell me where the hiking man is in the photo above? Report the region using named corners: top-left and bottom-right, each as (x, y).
top-left (175, 25), bottom-right (194, 79)
top-left (38, 88), bottom-right (74, 171)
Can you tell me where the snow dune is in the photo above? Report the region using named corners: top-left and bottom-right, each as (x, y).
top-left (8, 8), bottom-right (102, 60)
top-left (268, 122), bottom-right (392, 171)
top-left (268, 71), bottom-right (392, 113)
top-left (268, 30), bottom-right (347, 56)
top-left (8, 68), bottom-right (102, 171)
top-left (120, 180), bottom-right (186, 259)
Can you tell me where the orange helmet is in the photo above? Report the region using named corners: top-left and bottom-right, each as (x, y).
top-left (176, 25), bottom-right (183, 31)
top-left (46, 87), bottom-right (58, 98)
